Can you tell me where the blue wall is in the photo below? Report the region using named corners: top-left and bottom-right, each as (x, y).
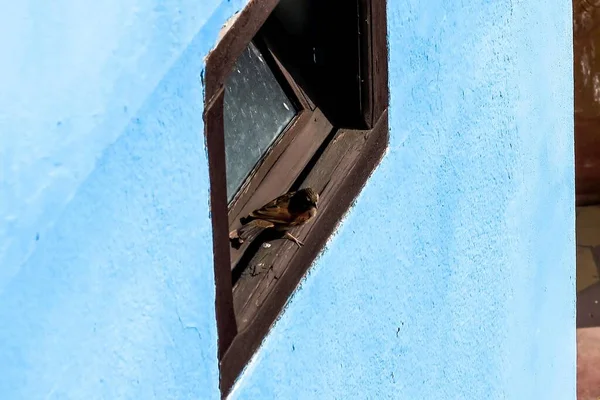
top-left (1, 0), bottom-right (574, 399)
top-left (0, 1), bottom-right (248, 399)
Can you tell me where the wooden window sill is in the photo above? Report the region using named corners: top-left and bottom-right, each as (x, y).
top-left (220, 109), bottom-right (388, 392)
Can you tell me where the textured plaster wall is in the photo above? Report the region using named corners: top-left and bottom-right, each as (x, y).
top-left (230, 0), bottom-right (575, 399)
top-left (0, 0), bottom-right (574, 399)
top-left (0, 1), bottom-right (249, 399)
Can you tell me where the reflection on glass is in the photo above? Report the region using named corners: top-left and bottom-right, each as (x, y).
top-left (223, 41), bottom-right (297, 201)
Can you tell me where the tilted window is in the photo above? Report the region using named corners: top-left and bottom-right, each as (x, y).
top-left (203, 0), bottom-right (389, 395)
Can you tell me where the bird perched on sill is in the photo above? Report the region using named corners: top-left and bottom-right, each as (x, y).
top-left (229, 187), bottom-right (319, 248)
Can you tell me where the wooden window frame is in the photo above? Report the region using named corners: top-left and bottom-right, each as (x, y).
top-left (203, 0), bottom-right (388, 396)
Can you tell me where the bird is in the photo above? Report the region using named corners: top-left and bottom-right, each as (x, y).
top-left (229, 187), bottom-right (319, 248)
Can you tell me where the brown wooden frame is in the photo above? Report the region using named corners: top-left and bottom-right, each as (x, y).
top-left (226, 39), bottom-right (332, 268)
top-left (203, 0), bottom-right (388, 396)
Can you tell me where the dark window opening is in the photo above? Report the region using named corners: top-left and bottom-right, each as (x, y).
top-left (203, 0), bottom-right (388, 396)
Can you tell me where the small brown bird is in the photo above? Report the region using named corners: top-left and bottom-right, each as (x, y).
top-left (229, 187), bottom-right (319, 248)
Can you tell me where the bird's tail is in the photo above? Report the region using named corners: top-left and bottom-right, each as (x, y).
top-left (229, 219), bottom-right (274, 245)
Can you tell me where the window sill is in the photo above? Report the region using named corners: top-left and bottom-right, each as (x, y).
top-left (220, 109), bottom-right (388, 391)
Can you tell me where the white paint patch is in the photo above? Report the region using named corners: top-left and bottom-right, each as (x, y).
top-left (575, 7), bottom-right (594, 35)
top-left (581, 51), bottom-right (590, 86)
top-left (593, 74), bottom-right (600, 103)
top-left (204, 0), bottom-right (251, 62)
top-left (217, 11), bottom-right (241, 44)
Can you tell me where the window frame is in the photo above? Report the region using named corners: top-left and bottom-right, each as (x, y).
top-left (226, 37), bottom-right (332, 266)
top-left (203, 0), bottom-right (388, 396)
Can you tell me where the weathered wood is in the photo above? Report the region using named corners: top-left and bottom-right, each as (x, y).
top-left (370, 0), bottom-right (389, 126)
top-left (576, 116), bottom-right (600, 206)
top-left (228, 108), bottom-right (333, 268)
top-left (232, 126), bottom-right (366, 328)
top-left (221, 110), bottom-right (389, 394)
top-left (203, 92), bottom-right (238, 361)
top-left (211, 1), bottom-right (390, 396)
top-left (204, 0), bottom-right (280, 104)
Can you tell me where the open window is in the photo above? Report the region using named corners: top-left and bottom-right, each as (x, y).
top-left (203, 0), bottom-right (388, 395)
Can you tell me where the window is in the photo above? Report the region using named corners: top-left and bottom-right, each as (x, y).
top-left (223, 41), bottom-right (297, 201)
top-left (203, 0), bottom-right (388, 395)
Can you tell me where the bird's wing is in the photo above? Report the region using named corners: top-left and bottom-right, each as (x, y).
top-left (249, 191), bottom-right (295, 224)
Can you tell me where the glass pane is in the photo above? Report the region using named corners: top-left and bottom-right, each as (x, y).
top-left (223, 41), bottom-right (297, 202)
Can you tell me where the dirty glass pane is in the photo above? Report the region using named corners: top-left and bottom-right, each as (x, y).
top-left (223, 41), bottom-right (297, 201)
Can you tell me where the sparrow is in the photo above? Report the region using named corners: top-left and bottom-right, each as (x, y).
top-left (229, 187), bottom-right (319, 248)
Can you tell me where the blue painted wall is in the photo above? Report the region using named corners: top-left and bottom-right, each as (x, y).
top-left (0, 1), bottom-right (249, 398)
top-left (0, 0), bottom-right (574, 399)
